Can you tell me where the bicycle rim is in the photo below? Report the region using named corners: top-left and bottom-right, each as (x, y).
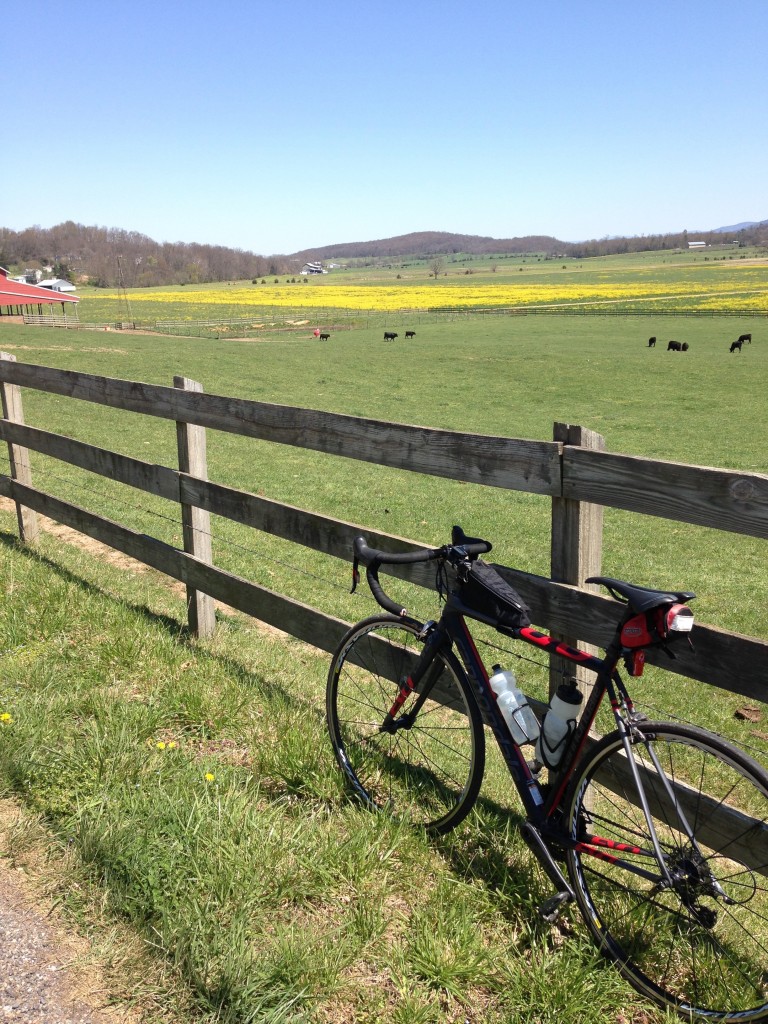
top-left (326, 615), bottom-right (484, 834)
top-left (566, 722), bottom-right (768, 1022)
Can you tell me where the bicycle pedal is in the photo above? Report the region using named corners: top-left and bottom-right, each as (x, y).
top-left (538, 890), bottom-right (573, 923)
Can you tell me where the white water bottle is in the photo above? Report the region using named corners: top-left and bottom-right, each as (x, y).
top-left (489, 665), bottom-right (540, 746)
top-left (535, 680), bottom-right (583, 770)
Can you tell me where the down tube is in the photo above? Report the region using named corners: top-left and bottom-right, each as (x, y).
top-left (449, 611), bottom-right (547, 817)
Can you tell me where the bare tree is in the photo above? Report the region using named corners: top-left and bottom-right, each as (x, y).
top-left (429, 256), bottom-right (445, 280)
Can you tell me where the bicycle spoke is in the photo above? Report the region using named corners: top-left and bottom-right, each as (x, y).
top-left (567, 722), bottom-right (768, 1021)
top-left (327, 616), bottom-right (485, 834)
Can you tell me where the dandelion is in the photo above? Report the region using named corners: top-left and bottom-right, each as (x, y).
top-left (0, 712), bottom-right (13, 725)
top-left (156, 741), bottom-right (166, 750)
top-left (205, 772), bottom-right (215, 782)
top-left (167, 741), bottom-right (177, 749)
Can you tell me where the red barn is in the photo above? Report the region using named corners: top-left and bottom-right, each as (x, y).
top-left (0, 267), bottom-right (80, 317)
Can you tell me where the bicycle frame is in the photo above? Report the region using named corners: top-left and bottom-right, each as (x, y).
top-left (391, 591), bottom-right (683, 897)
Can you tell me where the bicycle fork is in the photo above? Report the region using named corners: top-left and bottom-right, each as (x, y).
top-left (379, 622), bottom-right (447, 735)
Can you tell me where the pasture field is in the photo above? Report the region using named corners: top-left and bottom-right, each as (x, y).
top-left (1, 270), bottom-right (767, 1022)
top-left (1, 311), bottom-right (766, 641)
top-left (75, 246), bottom-right (768, 323)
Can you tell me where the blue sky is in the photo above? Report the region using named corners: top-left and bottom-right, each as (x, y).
top-left (2, 1), bottom-right (766, 255)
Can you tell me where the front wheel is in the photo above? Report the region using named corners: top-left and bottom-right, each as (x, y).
top-left (565, 721), bottom-right (768, 1022)
top-left (326, 615), bottom-right (485, 834)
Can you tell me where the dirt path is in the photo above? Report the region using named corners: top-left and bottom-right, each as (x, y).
top-left (0, 805), bottom-right (143, 1024)
top-left (0, 510), bottom-right (152, 1022)
top-left (0, 496), bottom-right (286, 1024)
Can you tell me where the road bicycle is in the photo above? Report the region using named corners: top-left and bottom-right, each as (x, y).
top-left (326, 526), bottom-right (768, 1022)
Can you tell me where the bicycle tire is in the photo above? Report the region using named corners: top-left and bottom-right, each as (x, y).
top-left (326, 614), bottom-right (485, 834)
top-left (565, 721), bottom-right (768, 1022)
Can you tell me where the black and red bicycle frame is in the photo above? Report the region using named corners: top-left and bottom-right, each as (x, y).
top-left (383, 591), bottom-right (669, 892)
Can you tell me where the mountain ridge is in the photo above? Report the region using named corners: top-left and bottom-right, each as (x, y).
top-left (290, 221), bottom-right (768, 262)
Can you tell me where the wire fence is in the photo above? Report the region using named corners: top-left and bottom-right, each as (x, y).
top-left (21, 304), bottom-right (767, 340)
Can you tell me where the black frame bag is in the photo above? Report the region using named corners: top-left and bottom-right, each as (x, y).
top-left (457, 560), bottom-right (531, 633)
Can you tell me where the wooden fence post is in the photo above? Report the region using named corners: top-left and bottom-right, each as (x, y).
top-left (0, 352), bottom-right (40, 544)
top-left (550, 422), bottom-right (605, 697)
top-left (174, 376), bottom-right (216, 638)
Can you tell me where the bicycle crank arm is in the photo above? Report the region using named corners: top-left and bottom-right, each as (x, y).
top-left (520, 822), bottom-right (575, 920)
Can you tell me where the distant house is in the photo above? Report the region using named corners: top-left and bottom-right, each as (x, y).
top-left (38, 278), bottom-right (77, 293)
top-left (688, 241), bottom-right (707, 249)
top-left (301, 261), bottom-right (326, 275)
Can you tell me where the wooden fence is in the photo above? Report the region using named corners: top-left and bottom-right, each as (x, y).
top-left (22, 314), bottom-right (111, 330)
top-left (1, 353), bottom-right (766, 706)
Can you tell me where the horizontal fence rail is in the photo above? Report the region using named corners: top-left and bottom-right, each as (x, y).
top-left (1, 355), bottom-right (766, 708)
top-left (1, 360), bottom-right (765, 537)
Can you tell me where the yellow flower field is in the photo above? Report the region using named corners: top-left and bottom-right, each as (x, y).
top-left (118, 280), bottom-right (765, 311)
top-left (81, 261), bottom-right (768, 320)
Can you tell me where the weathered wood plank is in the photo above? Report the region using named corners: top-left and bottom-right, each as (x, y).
top-left (174, 376), bottom-right (215, 638)
top-left (0, 418), bottom-right (442, 589)
top-left (2, 479), bottom-right (353, 655)
top-left (2, 467), bottom-right (764, 705)
top-left (0, 420), bottom-right (179, 500)
top-left (178, 474), bottom-right (440, 587)
top-left (0, 353), bottom-right (39, 543)
top-left (550, 422), bottom-right (605, 697)
top-left (564, 448), bottom-right (768, 539)
top-left (0, 362), bottom-right (561, 494)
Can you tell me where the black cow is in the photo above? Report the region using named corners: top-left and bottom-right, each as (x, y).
top-left (681, 342), bottom-right (689, 351)
top-left (405, 330), bottom-right (416, 339)
top-left (383, 331), bottom-right (398, 341)
top-left (730, 340), bottom-right (743, 353)
top-left (648, 336), bottom-right (656, 348)
top-left (319, 332), bottom-right (330, 341)
top-left (738, 333), bottom-right (752, 344)
top-left (667, 340), bottom-right (682, 352)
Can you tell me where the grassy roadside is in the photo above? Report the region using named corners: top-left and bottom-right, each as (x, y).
top-left (0, 513), bottom-right (680, 1024)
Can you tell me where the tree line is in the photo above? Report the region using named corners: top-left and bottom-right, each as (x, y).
top-left (0, 222), bottom-right (294, 288)
top-left (1, 220), bottom-right (765, 290)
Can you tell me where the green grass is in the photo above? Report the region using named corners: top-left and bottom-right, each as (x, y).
top-left (0, 528), bottom-right (684, 1023)
top-left (1, 266), bottom-right (766, 1021)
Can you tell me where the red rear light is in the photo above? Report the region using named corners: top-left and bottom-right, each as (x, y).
top-left (665, 604), bottom-right (694, 633)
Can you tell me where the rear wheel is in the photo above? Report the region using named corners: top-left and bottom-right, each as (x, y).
top-left (326, 615), bottom-right (485, 834)
top-left (566, 722), bottom-right (768, 1021)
